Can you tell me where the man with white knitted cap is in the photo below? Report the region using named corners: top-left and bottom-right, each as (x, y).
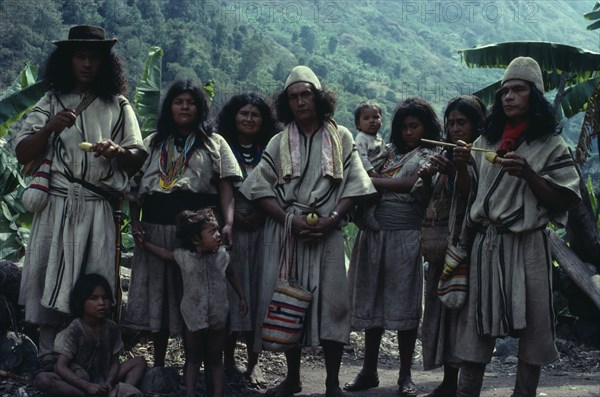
top-left (241, 66), bottom-right (375, 397)
top-left (451, 57), bottom-right (580, 396)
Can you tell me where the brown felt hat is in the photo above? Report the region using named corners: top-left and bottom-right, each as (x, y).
top-left (53, 25), bottom-right (117, 49)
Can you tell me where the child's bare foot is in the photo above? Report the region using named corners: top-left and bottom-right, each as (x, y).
top-left (245, 364), bottom-right (266, 388)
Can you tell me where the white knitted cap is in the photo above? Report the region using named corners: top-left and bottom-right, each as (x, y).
top-left (284, 65), bottom-right (322, 91)
top-left (502, 56), bottom-right (544, 93)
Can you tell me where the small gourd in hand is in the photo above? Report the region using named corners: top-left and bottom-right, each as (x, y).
top-left (306, 212), bottom-right (319, 225)
top-left (305, 199), bottom-right (319, 225)
top-left (485, 152), bottom-right (502, 165)
top-left (79, 142), bottom-right (93, 152)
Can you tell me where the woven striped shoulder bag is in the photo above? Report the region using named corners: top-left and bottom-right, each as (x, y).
top-left (22, 140), bottom-right (54, 213)
top-left (22, 94), bottom-right (98, 213)
top-left (437, 190), bottom-right (470, 310)
top-left (261, 213), bottom-right (313, 352)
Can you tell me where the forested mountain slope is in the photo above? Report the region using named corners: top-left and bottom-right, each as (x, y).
top-left (1, 0), bottom-right (597, 142)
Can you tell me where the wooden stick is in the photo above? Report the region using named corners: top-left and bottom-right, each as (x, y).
top-left (421, 138), bottom-right (494, 153)
top-left (548, 230), bottom-right (600, 310)
top-left (113, 197), bottom-right (123, 322)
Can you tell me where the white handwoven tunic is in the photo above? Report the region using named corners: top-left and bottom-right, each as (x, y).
top-left (455, 134), bottom-right (580, 365)
top-left (240, 124), bottom-right (376, 351)
top-left (17, 92), bottom-right (144, 325)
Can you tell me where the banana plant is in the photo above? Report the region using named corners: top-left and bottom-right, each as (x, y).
top-left (0, 63), bottom-right (46, 138)
top-left (133, 46), bottom-right (164, 138)
top-left (0, 64), bottom-right (45, 259)
top-left (459, 41), bottom-right (600, 166)
top-left (459, 41), bottom-right (600, 114)
top-left (584, 1), bottom-right (600, 31)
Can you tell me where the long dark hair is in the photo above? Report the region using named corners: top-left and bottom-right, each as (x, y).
top-left (275, 83), bottom-right (337, 125)
top-left (481, 82), bottom-right (558, 144)
top-left (390, 97), bottom-right (441, 154)
top-left (42, 45), bottom-right (127, 101)
top-left (217, 93), bottom-right (280, 147)
top-left (69, 273), bottom-right (114, 318)
top-left (443, 95), bottom-right (487, 161)
top-left (151, 80), bottom-right (213, 149)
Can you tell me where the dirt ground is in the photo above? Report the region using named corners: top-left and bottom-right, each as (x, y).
top-left (3, 330), bottom-right (599, 397)
top-left (2, 267), bottom-right (598, 396)
top-left (250, 332), bottom-right (600, 397)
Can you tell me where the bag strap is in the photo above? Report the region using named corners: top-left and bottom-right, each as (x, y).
top-left (448, 181), bottom-right (471, 247)
top-left (278, 213), bottom-right (296, 282)
top-left (74, 93), bottom-right (98, 115)
top-left (55, 92), bottom-right (98, 116)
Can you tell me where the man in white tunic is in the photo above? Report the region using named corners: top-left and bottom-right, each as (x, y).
top-left (452, 57), bottom-right (581, 396)
top-left (240, 66), bottom-right (375, 397)
top-left (15, 25), bottom-right (146, 363)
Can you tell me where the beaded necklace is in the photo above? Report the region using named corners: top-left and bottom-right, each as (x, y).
top-left (158, 133), bottom-right (196, 190)
top-left (232, 143), bottom-right (264, 178)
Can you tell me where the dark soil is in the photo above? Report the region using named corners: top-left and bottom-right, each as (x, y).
top-left (2, 328), bottom-right (599, 397)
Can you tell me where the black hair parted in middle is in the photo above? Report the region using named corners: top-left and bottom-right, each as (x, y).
top-left (42, 45), bottom-right (127, 101)
top-left (69, 273), bottom-right (114, 318)
top-left (443, 95), bottom-right (487, 143)
top-left (481, 81), bottom-right (559, 144)
top-left (151, 80), bottom-right (213, 150)
top-left (275, 83), bottom-right (337, 125)
top-left (217, 92), bottom-right (281, 147)
top-left (390, 97), bottom-right (442, 154)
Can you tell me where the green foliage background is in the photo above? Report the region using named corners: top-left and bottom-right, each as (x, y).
top-left (0, 1), bottom-right (597, 137)
top-left (0, 0), bottom-right (598, 259)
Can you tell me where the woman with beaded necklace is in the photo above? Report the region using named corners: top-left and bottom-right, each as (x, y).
top-left (123, 80), bottom-right (242, 367)
top-left (217, 93), bottom-right (281, 387)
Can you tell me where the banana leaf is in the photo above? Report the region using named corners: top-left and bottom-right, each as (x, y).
top-left (0, 64), bottom-right (46, 138)
top-left (575, 84), bottom-right (600, 164)
top-left (470, 80), bottom-right (501, 107)
top-left (585, 10), bottom-right (600, 20)
top-left (587, 20), bottom-right (600, 30)
top-left (0, 63), bottom-right (38, 101)
top-left (561, 78), bottom-right (600, 118)
top-left (133, 46), bottom-right (164, 137)
top-left (203, 80), bottom-right (215, 101)
top-left (460, 42), bottom-right (600, 79)
top-left (0, 201), bottom-right (24, 260)
top-left (0, 144), bottom-right (25, 196)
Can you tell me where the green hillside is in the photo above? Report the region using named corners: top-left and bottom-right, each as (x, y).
top-left (0, 0), bottom-right (598, 143)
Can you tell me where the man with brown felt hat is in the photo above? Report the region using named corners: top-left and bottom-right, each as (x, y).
top-left (52, 24), bottom-right (118, 48)
top-left (15, 25), bottom-right (147, 391)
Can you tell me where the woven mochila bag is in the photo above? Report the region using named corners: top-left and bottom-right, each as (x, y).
top-left (261, 213), bottom-right (313, 352)
top-left (437, 189), bottom-right (470, 310)
top-left (22, 94), bottom-right (98, 212)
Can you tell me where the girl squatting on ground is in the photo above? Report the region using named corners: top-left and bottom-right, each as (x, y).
top-left (34, 274), bottom-right (146, 397)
